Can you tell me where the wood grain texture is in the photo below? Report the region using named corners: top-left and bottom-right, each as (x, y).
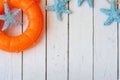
top-left (119, 2), bottom-right (120, 80)
top-left (69, 1), bottom-right (93, 80)
top-left (46, 0), bottom-right (68, 80)
top-left (94, 0), bottom-right (117, 80)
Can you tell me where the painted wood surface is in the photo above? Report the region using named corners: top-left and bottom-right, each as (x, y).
top-left (0, 0), bottom-right (119, 80)
top-left (46, 0), bottom-right (68, 80)
top-left (94, 1), bottom-right (117, 80)
top-left (69, 0), bottom-right (93, 80)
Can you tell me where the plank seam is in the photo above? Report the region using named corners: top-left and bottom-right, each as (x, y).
top-left (21, 11), bottom-right (24, 80)
top-left (117, 1), bottom-right (119, 79)
top-left (67, 1), bottom-right (70, 80)
top-left (45, 0), bottom-right (48, 80)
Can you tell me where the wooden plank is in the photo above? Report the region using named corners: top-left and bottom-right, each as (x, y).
top-left (118, 2), bottom-right (120, 80)
top-left (22, 0), bottom-right (46, 80)
top-left (0, 11), bottom-right (22, 80)
top-left (94, 1), bottom-right (117, 80)
top-left (69, 1), bottom-right (93, 80)
top-left (46, 0), bottom-right (68, 80)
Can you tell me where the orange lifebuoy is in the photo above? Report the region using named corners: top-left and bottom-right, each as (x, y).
top-left (34, 0), bottom-right (41, 3)
top-left (0, 0), bottom-right (44, 53)
top-left (0, 0), bottom-right (40, 14)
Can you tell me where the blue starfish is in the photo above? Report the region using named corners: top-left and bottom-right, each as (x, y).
top-left (0, 1), bottom-right (21, 31)
top-left (100, 0), bottom-right (120, 25)
top-left (46, 0), bottom-right (72, 21)
top-left (78, 0), bottom-right (93, 7)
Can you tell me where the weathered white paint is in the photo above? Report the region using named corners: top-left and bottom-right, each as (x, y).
top-left (69, 1), bottom-right (93, 80)
top-left (46, 0), bottom-right (68, 80)
top-left (0, 0), bottom-right (119, 80)
top-left (94, 0), bottom-right (117, 80)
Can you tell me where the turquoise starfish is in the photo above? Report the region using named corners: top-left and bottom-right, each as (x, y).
top-left (78, 0), bottom-right (93, 7)
top-left (46, 0), bottom-right (72, 21)
top-left (100, 0), bottom-right (120, 25)
top-left (0, 1), bottom-right (21, 31)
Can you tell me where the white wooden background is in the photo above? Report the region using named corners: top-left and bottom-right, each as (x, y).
top-left (0, 0), bottom-right (119, 80)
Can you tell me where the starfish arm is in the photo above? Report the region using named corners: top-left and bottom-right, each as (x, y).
top-left (87, 0), bottom-right (93, 7)
top-left (104, 17), bottom-right (114, 26)
top-left (11, 9), bottom-right (21, 17)
top-left (62, 8), bottom-right (72, 14)
top-left (12, 19), bottom-right (22, 26)
top-left (114, 17), bottom-right (120, 23)
top-left (46, 5), bottom-right (55, 11)
top-left (110, 0), bottom-right (116, 10)
top-left (56, 12), bottom-right (62, 21)
top-left (116, 10), bottom-right (120, 14)
top-left (46, 0), bottom-right (71, 21)
top-left (64, 0), bottom-right (69, 3)
top-left (4, 2), bottom-right (10, 15)
top-left (61, 0), bottom-right (69, 5)
top-left (100, 8), bottom-right (111, 15)
top-left (78, 0), bottom-right (84, 6)
top-left (0, 15), bottom-right (5, 20)
top-left (0, 2), bottom-right (21, 30)
top-left (2, 21), bottom-right (9, 31)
